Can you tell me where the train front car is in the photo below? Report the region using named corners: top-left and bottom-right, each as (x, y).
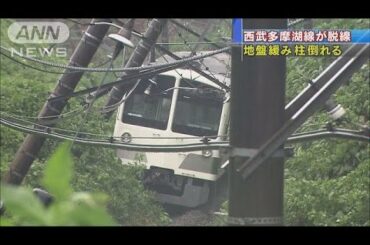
top-left (114, 52), bottom-right (230, 208)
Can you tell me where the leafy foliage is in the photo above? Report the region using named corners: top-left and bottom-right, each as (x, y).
top-left (283, 18), bottom-right (369, 226)
top-left (285, 159), bottom-right (369, 226)
top-left (42, 142), bottom-right (73, 201)
top-left (1, 142), bottom-right (117, 226)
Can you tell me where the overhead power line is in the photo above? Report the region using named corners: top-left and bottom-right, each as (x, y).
top-left (0, 51), bottom-right (114, 75)
top-left (1, 115), bottom-right (368, 153)
top-left (0, 45), bottom-right (230, 73)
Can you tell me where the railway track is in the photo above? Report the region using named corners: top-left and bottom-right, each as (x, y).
top-left (166, 174), bottom-right (229, 226)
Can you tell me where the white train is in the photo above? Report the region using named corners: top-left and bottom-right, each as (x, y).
top-left (113, 51), bottom-right (230, 207)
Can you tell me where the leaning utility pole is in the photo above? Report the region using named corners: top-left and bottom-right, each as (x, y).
top-left (102, 18), bottom-right (168, 119)
top-left (228, 19), bottom-right (287, 226)
top-left (4, 19), bottom-right (111, 185)
top-left (161, 22), bottom-right (170, 50)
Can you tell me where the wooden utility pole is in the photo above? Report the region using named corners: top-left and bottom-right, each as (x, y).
top-left (102, 19), bottom-right (168, 119)
top-left (4, 19), bottom-right (111, 185)
top-left (161, 22), bottom-right (169, 50)
top-left (228, 19), bottom-right (287, 226)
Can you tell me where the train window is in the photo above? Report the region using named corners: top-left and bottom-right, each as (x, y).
top-left (122, 75), bottom-right (176, 130)
top-left (172, 79), bottom-right (223, 137)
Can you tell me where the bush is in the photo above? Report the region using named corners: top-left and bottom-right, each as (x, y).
top-left (1, 142), bottom-right (117, 226)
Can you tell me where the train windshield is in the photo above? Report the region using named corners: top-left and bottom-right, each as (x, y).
top-left (122, 75), bottom-right (176, 130)
top-left (172, 78), bottom-right (224, 137)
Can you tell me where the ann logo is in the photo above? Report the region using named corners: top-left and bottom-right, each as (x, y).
top-left (8, 22), bottom-right (69, 44)
top-left (15, 25), bottom-right (60, 41)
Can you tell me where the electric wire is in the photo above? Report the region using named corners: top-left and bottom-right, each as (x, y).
top-left (3, 18), bottom-right (367, 152)
top-left (68, 19), bottom-right (231, 87)
top-left (174, 26), bottom-right (224, 86)
top-left (68, 57), bottom-right (115, 149)
top-left (0, 106), bottom-right (88, 124)
top-left (0, 111), bottom-right (225, 141)
top-left (1, 115), bottom-right (368, 153)
top-left (0, 48), bottom-right (115, 75)
top-left (0, 45), bottom-right (231, 73)
top-left (68, 19), bottom-right (123, 29)
top-left (47, 61), bottom-right (187, 103)
top-left (70, 19), bottom-right (229, 46)
top-left (98, 78), bottom-right (142, 113)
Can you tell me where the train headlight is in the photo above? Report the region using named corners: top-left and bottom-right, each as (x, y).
top-left (121, 132), bottom-right (132, 143)
top-left (202, 149), bottom-right (212, 158)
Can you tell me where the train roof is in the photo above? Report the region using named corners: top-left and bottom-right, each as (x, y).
top-left (155, 50), bottom-right (231, 89)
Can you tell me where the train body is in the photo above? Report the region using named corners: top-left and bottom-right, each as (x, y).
top-left (113, 52), bottom-right (230, 207)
